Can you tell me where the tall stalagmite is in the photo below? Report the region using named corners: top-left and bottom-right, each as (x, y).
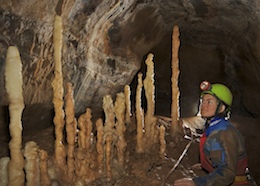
top-left (5, 46), bottom-right (25, 186)
top-left (65, 83), bottom-right (77, 181)
top-left (115, 92), bottom-right (127, 166)
top-left (171, 25), bottom-right (180, 135)
top-left (136, 73), bottom-right (144, 153)
top-left (52, 14), bottom-right (66, 167)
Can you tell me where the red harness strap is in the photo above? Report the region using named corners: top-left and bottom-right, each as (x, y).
top-left (200, 133), bottom-right (214, 172)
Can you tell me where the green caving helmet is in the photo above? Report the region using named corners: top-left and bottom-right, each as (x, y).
top-left (200, 81), bottom-right (233, 107)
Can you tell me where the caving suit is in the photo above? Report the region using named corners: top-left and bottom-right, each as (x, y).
top-left (193, 117), bottom-right (255, 186)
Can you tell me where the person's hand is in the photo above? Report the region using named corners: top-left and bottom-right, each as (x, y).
top-left (174, 178), bottom-right (195, 186)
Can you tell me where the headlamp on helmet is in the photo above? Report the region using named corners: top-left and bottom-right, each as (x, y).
top-left (200, 80), bottom-right (233, 107)
top-left (200, 81), bottom-right (211, 91)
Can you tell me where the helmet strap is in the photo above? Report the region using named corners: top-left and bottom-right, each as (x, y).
top-left (214, 101), bottom-right (221, 117)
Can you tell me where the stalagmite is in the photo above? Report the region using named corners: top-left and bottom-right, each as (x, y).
top-left (96, 118), bottom-right (104, 173)
top-left (102, 95), bottom-right (115, 179)
top-left (74, 148), bottom-right (96, 184)
top-left (159, 125), bottom-right (166, 159)
top-left (39, 149), bottom-right (51, 186)
top-left (85, 108), bottom-right (93, 151)
top-left (78, 113), bottom-right (87, 149)
top-left (124, 85), bottom-right (132, 124)
top-left (105, 134), bottom-right (113, 180)
top-left (143, 53), bottom-right (158, 145)
top-left (115, 92), bottom-right (127, 166)
top-left (136, 73), bottom-right (144, 153)
top-left (103, 95), bottom-right (115, 180)
top-left (103, 95), bottom-right (115, 134)
top-left (0, 157), bottom-right (10, 186)
top-left (65, 82), bottom-right (77, 181)
top-left (23, 141), bottom-right (40, 186)
top-left (52, 14), bottom-right (66, 166)
top-left (171, 25), bottom-right (181, 135)
top-left (5, 46), bottom-right (25, 186)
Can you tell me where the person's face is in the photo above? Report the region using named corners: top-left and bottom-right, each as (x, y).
top-left (200, 94), bottom-right (219, 118)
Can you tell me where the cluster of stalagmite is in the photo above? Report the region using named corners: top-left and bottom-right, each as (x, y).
top-left (0, 11), bottom-right (183, 184)
top-left (0, 47), bottom-right (170, 185)
top-left (135, 53), bottom-right (166, 156)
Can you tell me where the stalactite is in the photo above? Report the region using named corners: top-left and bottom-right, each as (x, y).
top-left (5, 46), bottom-right (25, 186)
top-left (171, 25), bottom-right (181, 135)
top-left (136, 73), bottom-right (144, 153)
top-left (65, 82), bottom-right (77, 181)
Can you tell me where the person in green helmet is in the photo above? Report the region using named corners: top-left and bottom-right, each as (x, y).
top-left (174, 81), bottom-right (256, 186)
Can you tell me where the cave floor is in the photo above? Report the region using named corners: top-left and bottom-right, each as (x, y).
top-left (0, 113), bottom-right (259, 185)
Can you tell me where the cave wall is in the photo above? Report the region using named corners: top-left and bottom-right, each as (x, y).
top-left (0, 0), bottom-right (260, 120)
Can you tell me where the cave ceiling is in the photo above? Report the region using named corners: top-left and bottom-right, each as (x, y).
top-left (0, 0), bottom-right (260, 119)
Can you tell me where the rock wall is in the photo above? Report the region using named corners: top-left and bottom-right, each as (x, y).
top-left (1, 0), bottom-right (260, 118)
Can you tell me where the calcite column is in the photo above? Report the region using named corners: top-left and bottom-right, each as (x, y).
top-left (5, 46), bottom-right (25, 186)
top-left (171, 25), bottom-right (181, 135)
